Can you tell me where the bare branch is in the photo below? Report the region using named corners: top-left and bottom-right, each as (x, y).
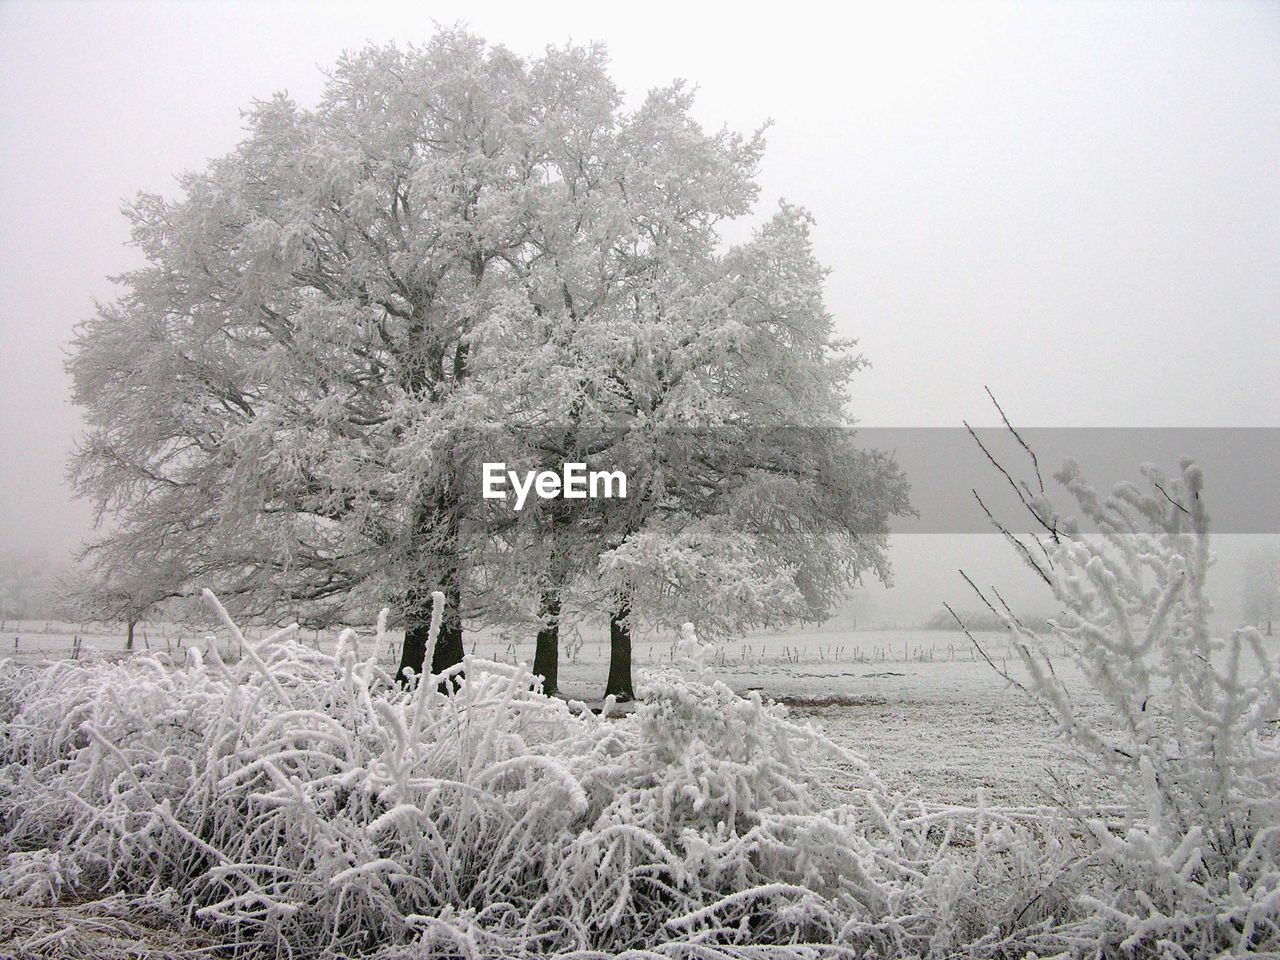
top-left (972, 488), bottom-right (1053, 585)
top-left (944, 596), bottom-right (1032, 699)
top-left (985, 385), bottom-right (1046, 495)
top-left (1152, 479), bottom-right (1191, 517)
top-left (964, 420), bottom-right (1060, 543)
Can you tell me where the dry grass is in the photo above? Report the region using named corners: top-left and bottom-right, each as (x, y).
top-left (0, 897), bottom-right (219, 960)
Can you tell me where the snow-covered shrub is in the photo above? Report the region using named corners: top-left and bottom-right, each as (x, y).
top-left (966, 458), bottom-right (1280, 956)
top-left (1, 592), bottom-right (1069, 958)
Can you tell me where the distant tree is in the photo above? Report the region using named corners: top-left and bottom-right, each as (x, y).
top-left (924, 608), bottom-right (1052, 632)
top-left (1242, 547), bottom-right (1279, 636)
top-left (61, 566), bottom-right (173, 649)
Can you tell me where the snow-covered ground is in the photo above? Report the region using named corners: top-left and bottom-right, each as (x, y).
top-left (549, 630), bottom-right (1090, 806)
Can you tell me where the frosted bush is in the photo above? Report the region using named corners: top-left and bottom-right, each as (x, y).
top-left (1, 592), bottom-right (1064, 958)
top-left (673, 620), bottom-right (716, 676)
top-left (963, 457), bottom-right (1280, 956)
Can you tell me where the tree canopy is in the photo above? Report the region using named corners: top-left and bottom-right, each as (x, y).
top-left (68, 31), bottom-right (911, 689)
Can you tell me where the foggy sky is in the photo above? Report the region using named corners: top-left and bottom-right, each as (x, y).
top-left (1, 1), bottom-right (1277, 623)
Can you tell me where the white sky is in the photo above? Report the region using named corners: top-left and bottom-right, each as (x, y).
top-left (1, 0), bottom-right (1277, 621)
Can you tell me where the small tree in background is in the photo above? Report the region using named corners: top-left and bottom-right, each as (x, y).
top-left (61, 567), bottom-right (172, 650)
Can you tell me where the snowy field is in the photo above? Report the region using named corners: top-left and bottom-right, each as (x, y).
top-left (10, 619), bottom-right (1268, 809)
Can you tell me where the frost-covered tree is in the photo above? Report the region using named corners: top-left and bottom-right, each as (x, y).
top-left (60, 561), bottom-right (182, 649)
top-left (72, 34), bottom-right (553, 678)
top-left (475, 202), bottom-right (909, 699)
top-left (582, 208), bottom-right (909, 699)
top-left (64, 35), bottom-right (642, 677)
top-left (69, 32), bottom-right (907, 690)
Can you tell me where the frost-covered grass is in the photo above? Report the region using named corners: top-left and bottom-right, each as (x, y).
top-left (0, 893), bottom-right (214, 959)
top-left (0, 595), bottom-right (1090, 959)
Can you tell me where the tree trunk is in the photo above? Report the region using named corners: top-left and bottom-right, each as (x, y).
top-left (397, 482), bottom-right (466, 689)
top-left (397, 578), bottom-right (465, 688)
top-left (604, 599), bottom-right (634, 702)
top-left (397, 592), bottom-right (430, 686)
top-left (533, 591), bottom-right (560, 697)
top-left (125, 619), bottom-right (135, 652)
